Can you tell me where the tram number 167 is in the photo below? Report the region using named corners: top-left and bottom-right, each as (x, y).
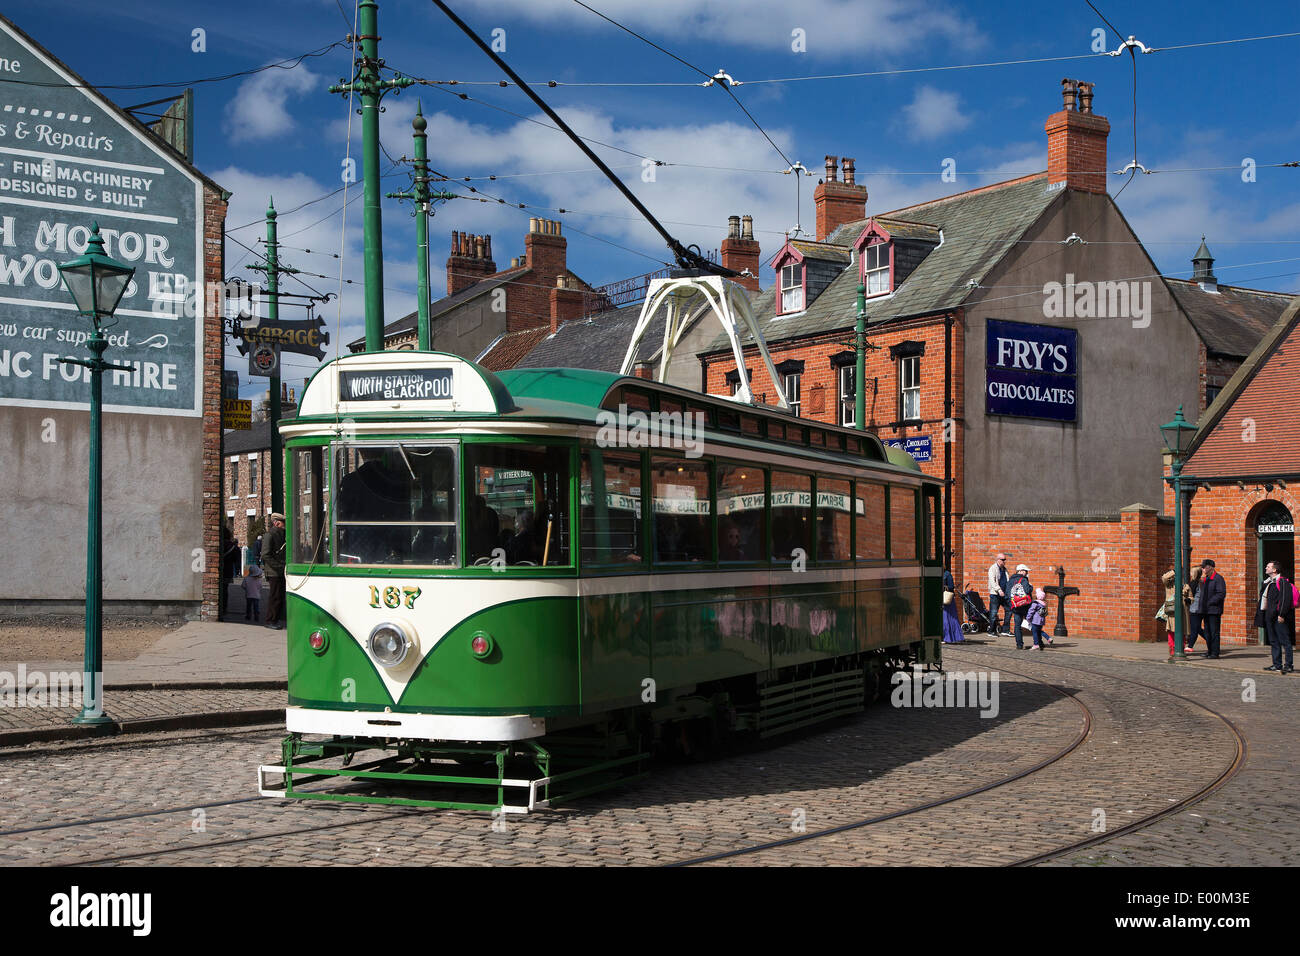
top-left (368, 585), bottom-right (423, 610)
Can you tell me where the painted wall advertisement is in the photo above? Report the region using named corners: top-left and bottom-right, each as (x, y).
top-left (985, 318), bottom-right (1078, 422)
top-left (0, 20), bottom-right (202, 416)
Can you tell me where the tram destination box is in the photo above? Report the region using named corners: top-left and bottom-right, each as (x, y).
top-left (339, 367), bottom-right (455, 402)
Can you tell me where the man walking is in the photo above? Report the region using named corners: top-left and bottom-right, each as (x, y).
top-left (1198, 558), bottom-right (1226, 659)
top-left (262, 513), bottom-right (287, 630)
top-left (987, 553), bottom-right (1010, 637)
top-left (1259, 561), bottom-right (1294, 673)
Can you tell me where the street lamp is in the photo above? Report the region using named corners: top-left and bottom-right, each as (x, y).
top-left (57, 222), bottom-right (135, 724)
top-left (1160, 404), bottom-right (1197, 661)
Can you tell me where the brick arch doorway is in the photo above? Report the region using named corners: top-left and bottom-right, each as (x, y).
top-left (1250, 499), bottom-right (1295, 644)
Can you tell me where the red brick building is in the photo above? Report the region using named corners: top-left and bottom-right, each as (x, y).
top-left (1167, 300), bottom-right (1300, 646)
top-left (695, 78), bottom-right (1289, 642)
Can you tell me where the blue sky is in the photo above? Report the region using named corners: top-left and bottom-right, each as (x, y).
top-left (12, 0), bottom-right (1300, 397)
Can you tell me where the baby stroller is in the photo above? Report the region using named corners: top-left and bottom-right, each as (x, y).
top-left (961, 587), bottom-right (993, 634)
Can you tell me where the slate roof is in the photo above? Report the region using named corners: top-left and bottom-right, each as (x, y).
top-left (873, 217), bottom-right (943, 243)
top-left (787, 239), bottom-right (851, 264)
top-left (514, 304), bottom-right (653, 372)
top-left (1164, 279), bottom-right (1294, 359)
top-left (703, 173), bottom-right (1061, 353)
top-left (349, 267), bottom-right (530, 350)
top-left (223, 419), bottom-right (274, 454)
top-left (1185, 296), bottom-right (1300, 474)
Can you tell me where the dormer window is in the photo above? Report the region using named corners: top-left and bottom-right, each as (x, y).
top-left (779, 262), bottom-right (805, 313)
top-left (863, 240), bottom-right (890, 296)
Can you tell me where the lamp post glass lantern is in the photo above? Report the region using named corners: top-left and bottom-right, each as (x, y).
top-left (1161, 405), bottom-right (1198, 660)
top-left (57, 222), bottom-right (136, 723)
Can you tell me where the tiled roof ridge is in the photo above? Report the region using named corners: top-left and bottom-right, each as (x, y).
top-left (882, 171), bottom-right (1048, 218)
top-left (1164, 276), bottom-right (1296, 298)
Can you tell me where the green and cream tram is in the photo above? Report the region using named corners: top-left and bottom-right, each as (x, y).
top-left (259, 351), bottom-right (943, 811)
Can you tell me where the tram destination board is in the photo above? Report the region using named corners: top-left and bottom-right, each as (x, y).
top-left (340, 367), bottom-right (454, 402)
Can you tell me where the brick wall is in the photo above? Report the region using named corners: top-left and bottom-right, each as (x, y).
top-left (201, 185), bottom-right (229, 620)
top-left (1045, 108), bottom-right (1109, 194)
top-left (962, 506), bottom-right (1170, 642)
top-left (1168, 481), bottom-right (1300, 646)
top-left (224, 451), bottom-right (276, 558)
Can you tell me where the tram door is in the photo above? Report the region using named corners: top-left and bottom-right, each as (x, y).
top-left (1255, 503), bottom-right (1294, 643)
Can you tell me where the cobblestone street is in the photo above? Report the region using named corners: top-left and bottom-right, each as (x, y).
top-left (1, 644), bottom-right (1291, 866)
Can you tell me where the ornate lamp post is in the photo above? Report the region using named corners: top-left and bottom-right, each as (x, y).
top-left (57, 222), bottom-right (136, 723)
top-left (1160, 405), bottom-right (1198, 660)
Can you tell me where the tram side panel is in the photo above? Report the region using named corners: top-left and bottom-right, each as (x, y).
top-left (650, 578), bottom-right (769, 692)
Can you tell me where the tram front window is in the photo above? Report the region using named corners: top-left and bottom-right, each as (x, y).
top-left (334, 444), bottom-right (457, 566)
top-left (465, 444), bottom-right (571, 567)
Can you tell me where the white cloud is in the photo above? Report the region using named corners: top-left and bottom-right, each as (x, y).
top-left (898, 86), bottom-right (971, 141)
top-left (455, 0), bottom-right (981, 57)
top-left (223, 68), bottom-right (321, 143)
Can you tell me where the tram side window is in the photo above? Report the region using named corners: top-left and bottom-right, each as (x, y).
top-left (292, 447), bottom-right (330, 565)
top-left (856, 482), bottom-right (888, 561)
top-left (334, 444), bottom-right (457, 566)
top-left (718, 463), bottom-right (766, 562)
top-left (891, 487), bottom-right (918, 562)
top-left (465, 444), bottom-right (571, 567)
top-left (771, 471), bottom-right (812, 562)
top-left (924, 488), bottom-right (941, 563)
top-left (581, 450), bottom-right (643, 565)
top-left (651, 456), bottom-right (712, 563)
top-left (817, 477), bottom-right (852, 561)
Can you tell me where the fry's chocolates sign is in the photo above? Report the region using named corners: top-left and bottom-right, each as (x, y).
top-left (985, 318), bottom-right (1078, 423)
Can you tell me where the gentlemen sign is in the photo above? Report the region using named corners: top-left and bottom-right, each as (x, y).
top-left (0, 19), bottom-right (205, 416)
top-left (339, 367), bottom-right (454, 402)
top-left (985, 318), bottom-right (1078, 422)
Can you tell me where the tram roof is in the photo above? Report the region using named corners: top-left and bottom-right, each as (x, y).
top-left (291, 353), bottom-right (922, 475)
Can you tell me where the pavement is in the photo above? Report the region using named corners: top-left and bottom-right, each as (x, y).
top-left (0, 594), bottom-right (1287, 747)
top-left (0, 585), bottom-right (285, 746)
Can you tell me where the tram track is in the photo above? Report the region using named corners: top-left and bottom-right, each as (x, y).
top-left (668, 648), bottom-right (1246, 867)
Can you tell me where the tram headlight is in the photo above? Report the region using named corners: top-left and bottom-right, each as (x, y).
top-left (368, 622), bottom-right (415, 668)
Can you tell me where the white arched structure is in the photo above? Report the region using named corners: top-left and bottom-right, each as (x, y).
top-left (618, 274), bottom-right (789, 410)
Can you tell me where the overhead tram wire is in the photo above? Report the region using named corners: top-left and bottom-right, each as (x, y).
top-left (427, 0), bottom-right (730, 276)
top-left (404, 29), bottom-right (1300, 89)
top-left (0, 40), bottom-right (349, 91)
top-left (569, 0), bottom-right (794, 169)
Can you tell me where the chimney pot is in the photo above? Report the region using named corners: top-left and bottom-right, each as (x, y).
top-left (484, 235), bottom-right (492, 259)
top-left (511, 256), bottom-right (520, 268)
top-left (556, 275), bottom-right (566, 289)
top-left (1077, 81), bottom-right (1095, 114)
top-left (727, 214), bottom-right (740, 240)
top-left (824, 155), bottom-right (838, 182)
top-left (451, 230), bottom-right (460, 255)
top-left (842, 158), bottom-right (856, 186)
top-left (475, 235), bottom-right (485, 259)
top-left (741, 215), bottom-right (754, 241)
top-left (1061, 77), bottom-right (1078, 111)
top-left (529, 217), bottom-right (540, 233)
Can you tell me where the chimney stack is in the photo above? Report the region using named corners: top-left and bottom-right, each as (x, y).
top-left (549, 272), bottom-right (584, 333)
top-left (446, 230), bottom-right (498, 295)
top-left (813, 155), bottom-right (868, 241)
top-left (721, 213), bottom-right (761, 292)
top-left (1046, 78), bottom-right (1110, 194)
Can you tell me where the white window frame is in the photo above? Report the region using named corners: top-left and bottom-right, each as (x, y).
top-left (779, 262), bottom-right (804, 314)
top-left (229, 457), bottom-right (239, 498)
top-left (900, 355), bottom-right (921, 422)
top-left (863, 241), bottom-right (890, 297)
top-left (783, 372), bottom-right (802, 417)
top-left (247, 453), bottom-right (259, 497)
top-left (839, 365), bottom-right (856, 428)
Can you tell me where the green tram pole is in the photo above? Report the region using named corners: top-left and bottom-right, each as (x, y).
top-left (387, 105), bottom-right (458, 350)
top-left (56, 223), bottom-right (135, 724)
top-left (1161, 405), bottom-right (1198, 661)
top-left (331, 0), bottom-right (412, 352)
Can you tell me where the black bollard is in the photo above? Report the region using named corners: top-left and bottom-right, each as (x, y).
top-left (1044, 565), bottom-right (1080, 638)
